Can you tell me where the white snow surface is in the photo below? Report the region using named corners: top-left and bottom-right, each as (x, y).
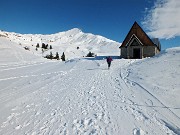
top-left (0, 30), bottom-right (180, 135)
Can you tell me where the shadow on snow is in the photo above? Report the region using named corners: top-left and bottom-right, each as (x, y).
top-left (84, 55), bottom-right (120, 61)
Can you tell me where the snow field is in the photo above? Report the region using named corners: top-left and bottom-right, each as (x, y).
top-left (0, 56), bottom-right (179, 134)
top-left (0, 31), bottom-right (180, 135)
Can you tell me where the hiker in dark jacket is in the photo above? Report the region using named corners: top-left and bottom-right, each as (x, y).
top-left (106, 56), bottom-right (113, 69)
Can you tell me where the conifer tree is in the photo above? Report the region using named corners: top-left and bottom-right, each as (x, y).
top-left (50, 45), bottom-right (52, 49)
top-left (50, 52), bottom-right (53, 59)
top-left (56, 52), bottom-right (59, 60)
top-left (45, 44), bottom-right (48, 49)
top-left (36, 43), bottom-right (39, 48)
top-left (61, 52), bottom-right (65, 61)
top-left (42, 43), bottom-right (45, 49)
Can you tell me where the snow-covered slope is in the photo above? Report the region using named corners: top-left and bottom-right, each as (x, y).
top-left (0, 33), bottom-right (180, 135)
top-left (0, 37), bottom-right (44, 64)
top-left (0, 29), bottom-right (120, 60)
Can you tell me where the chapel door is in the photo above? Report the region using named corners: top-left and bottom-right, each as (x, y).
top-left (133, 48), bottom-right (141, 59)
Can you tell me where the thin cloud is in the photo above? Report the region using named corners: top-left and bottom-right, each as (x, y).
top-left (142, 0), bottom-right (180, 39)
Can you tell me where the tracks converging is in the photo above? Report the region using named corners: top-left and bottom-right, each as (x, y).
top-left (0, 59), bottom-right (179, 135)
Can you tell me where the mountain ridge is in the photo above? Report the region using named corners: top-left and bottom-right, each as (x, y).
top-left (0, 28), bottom-right (121, 60)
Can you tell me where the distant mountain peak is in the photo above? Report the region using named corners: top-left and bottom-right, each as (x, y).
top-left (66, 28), bottom-right (82, 34)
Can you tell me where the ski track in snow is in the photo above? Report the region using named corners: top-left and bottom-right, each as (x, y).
top-left (119, 60), bottom-right (180, 135)
top-left (0, 61), bottom-right (50, 71)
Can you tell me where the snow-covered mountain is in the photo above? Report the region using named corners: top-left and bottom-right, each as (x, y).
top-left (0, 29), bottom-right (121, 60)
top-left (0, 31), bottom-right (180, 135)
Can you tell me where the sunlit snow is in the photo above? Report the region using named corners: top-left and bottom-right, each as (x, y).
top-left (0, 29), bottom-right (180, 135)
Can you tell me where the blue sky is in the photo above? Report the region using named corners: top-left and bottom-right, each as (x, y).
top-left (0, 0), bottom-right (180, 50)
